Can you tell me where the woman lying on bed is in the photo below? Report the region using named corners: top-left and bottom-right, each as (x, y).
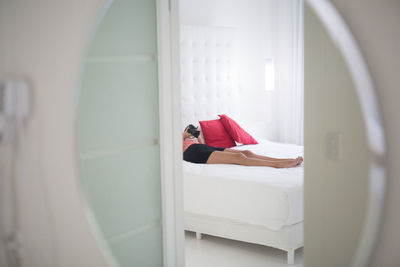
top-left (183, 125), bottom-right (303, 168)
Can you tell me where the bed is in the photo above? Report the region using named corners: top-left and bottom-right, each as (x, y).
top-left (183, 140), bottom-right (304, 264)
top-left (180, 25), bottom-right (304, 264)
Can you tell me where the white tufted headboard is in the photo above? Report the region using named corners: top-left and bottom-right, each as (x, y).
top-left (180, 25), bottom-right (242, 130)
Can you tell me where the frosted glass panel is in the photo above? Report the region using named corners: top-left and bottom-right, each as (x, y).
top-left (109, 226), bottom-right (163, 267)
top-left (80, 146), bottom-right (161, 239)
top-left (87, 0), bottom-right (157, 57)
top-left (78, 61), bottom-right (158, 153)
top-left (77, 0), bottom-right (162, 266)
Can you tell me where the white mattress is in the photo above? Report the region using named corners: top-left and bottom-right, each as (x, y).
top-left (183, 139), bottom-right (304, 231)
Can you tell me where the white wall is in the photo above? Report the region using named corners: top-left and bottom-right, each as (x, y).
top-left (0, 1), bottom-right (111, 267)
top-left (304, 4), bottom-right (369, 266)
top-left (304, 1), bottom-right (400, 266)
top-left (180, 0), bottom-right (304, 143)
top-left (329, 1), bottom-right (400, 266)
top-left (180, 0), bottom-right (274, 138)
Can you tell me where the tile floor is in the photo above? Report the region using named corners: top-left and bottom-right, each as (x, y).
top-left (185, 231), bottom-right (303, 267)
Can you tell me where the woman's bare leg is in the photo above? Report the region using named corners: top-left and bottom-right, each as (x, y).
top-left (224, 148), bottom-right (303, 164)
top-left (206, 151), bottom-right (298, 168)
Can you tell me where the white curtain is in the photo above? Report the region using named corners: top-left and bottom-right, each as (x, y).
top-left (271, 0), bottom-right (304, 145)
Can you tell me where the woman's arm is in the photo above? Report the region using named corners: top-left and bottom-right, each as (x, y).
top-left (197, 136), bottom-right (204, 144)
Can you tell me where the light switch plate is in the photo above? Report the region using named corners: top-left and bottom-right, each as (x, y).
top-left (326, 131), bottom-right (342, 160)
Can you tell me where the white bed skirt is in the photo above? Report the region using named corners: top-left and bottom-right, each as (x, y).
top-left (185, 213), bottom-right (303, 264)
top-left (185, 212), bottom-right (303, 251)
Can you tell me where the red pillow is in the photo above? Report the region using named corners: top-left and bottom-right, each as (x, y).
top-left (218, 114), bottom-right (258, 145)
top-left (199, 119), bottom-right (236, 148)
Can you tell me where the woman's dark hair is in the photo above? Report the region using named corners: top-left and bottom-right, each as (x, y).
top-left (185, 124), bottom-right (200, 138)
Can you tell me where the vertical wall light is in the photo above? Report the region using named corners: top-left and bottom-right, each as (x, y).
top-left (265, 59), bottom-right (275, 91)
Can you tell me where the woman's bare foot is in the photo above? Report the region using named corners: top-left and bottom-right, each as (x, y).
top-left (275, 159), bottom-right (298, 168)
top-left (275, 157), bottom-right (303, 168)
top-left (296, 156), bottom-right (303, 166)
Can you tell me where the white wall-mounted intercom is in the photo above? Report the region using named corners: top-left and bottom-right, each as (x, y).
top-left (0, 79), bottom-right (30, 142)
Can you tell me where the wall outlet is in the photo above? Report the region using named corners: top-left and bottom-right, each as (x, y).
top-left (326, 132), bottom-right (342, 160)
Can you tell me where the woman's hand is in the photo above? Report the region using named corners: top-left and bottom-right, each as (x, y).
top-left (182, 128), bottom-right (192, 140)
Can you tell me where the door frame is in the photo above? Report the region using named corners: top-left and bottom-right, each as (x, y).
top-left (157, 0), bottom-right (185, 266)
top-left (157, 0), bottom-right (387, 267)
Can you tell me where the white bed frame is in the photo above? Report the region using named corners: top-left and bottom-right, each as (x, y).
top-left (185, 213), bottom-right (303, 265)
top-left (180, 25), bottom-right (304, 264)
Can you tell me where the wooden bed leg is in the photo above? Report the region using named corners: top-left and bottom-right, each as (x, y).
top-left (287, 249), bottom-right (295, 265)
top-left (195, 232), bottom-right (202, 240)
